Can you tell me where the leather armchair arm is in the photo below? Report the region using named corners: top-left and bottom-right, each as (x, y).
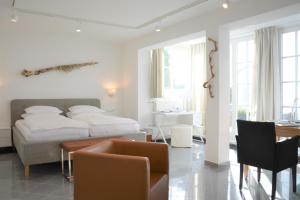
top-left (113, 140), bottom-right (169, 174)
top-left (276, 136), bottom-right (299, 171)
top-left (74, 151), bottom-right (150, 200)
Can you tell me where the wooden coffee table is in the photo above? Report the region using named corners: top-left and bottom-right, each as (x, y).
top-left (60, 137), bottom-right (126, 180)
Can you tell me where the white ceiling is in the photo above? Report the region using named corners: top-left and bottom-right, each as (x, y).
top-left (0, 0), bottom-right (235, 41)
top-left (14, 0), bottom-right (209, 28)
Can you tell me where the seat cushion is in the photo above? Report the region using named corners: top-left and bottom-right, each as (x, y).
top-left (150, 173), bottom-right (169, 200)
top-left (61, 137), bottom-right (127, 152)
top-left (171, 125), bottom-right (193, 148)
top-left (61, 138), bottom-right (106, 152)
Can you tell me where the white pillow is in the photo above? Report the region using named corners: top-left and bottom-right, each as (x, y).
top-left (21, 112), bottom-right (62, 119)
top-left (68, 105), bottom-right (103, 113)
top-left (25, 106), bottom-right (62, 114)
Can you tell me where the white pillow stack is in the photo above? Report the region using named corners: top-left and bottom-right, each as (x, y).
top-left (22, 106), bottom-right (63, 119)
top-left (67, 105), bottom-right (105, 118)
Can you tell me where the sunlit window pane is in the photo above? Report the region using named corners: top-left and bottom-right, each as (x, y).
top-left (298, 57), bottom-right (300, 81)
top-left (248, 40), bottom-right (254, 61)
top-left (297, 83), bottom-right (300, 100)
top-left (298, 31), bottom-right (300, 55)
top-left (282, 32), bottom-right (296, 57)
top-left (163, 45), bottom-right (192, 99)
top-left (237, 85), bottom-right (250, 107)
top-left (237, 64), bottom-right (250, 84)
top-left (230, 45), bottom-right (233, 88)
top-left (282, 83), bottom-right (295, 106)
top-left (237, 106), bottom-right (250, 120)
top-left (296, 108), bottom-right (300, 120)
top-left (237, 41), bottom-right (247, 62)
top-left (282, 57), bottom-right (295, 81)
top-left (282, 107), bottom-right (292, 120)
top-left (231, 36), bottom-right (254, 141)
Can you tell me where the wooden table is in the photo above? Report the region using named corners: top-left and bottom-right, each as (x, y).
top-left (244, 124), bottom-right (300, 177)
top-left (275, 124), bottom-right (300, 138)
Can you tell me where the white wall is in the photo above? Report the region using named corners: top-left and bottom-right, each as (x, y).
top-left (121, 0), bottom-right (300, 164)
top-left (0, 26), bottom-right (123, 129)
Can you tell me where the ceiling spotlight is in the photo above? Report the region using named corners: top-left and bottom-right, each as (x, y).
top-left (222, 0), bottom-right (229, 9)
top-left (75, 21), bottom-right (82, 33)
top-left (155, 20), bottom-right (162, 32)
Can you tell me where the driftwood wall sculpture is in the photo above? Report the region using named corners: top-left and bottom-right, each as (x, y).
top-left (21, 61), bottom-right (98, 77)
top-left (203, 37), bottom-right (218, 98)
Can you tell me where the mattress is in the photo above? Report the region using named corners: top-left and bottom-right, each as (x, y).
top-left (15, 120), bottom-right (89, 142)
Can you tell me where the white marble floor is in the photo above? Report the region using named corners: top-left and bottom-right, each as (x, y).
top-left (0, 142), bottom-right (299, 200)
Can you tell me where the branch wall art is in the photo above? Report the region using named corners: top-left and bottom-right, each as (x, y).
top-left (21, 61), bottom-right (98, 77)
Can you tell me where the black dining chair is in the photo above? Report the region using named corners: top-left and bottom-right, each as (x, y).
top-left (236, 120), bottom-right (299, 200)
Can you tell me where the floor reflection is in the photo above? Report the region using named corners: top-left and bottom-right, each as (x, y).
top-left (169, 142), bottom-right (300, 200)
top-left (0, 142), bottom-right (299, 200)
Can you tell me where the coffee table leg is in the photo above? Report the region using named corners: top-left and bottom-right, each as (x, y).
top-left (68, 152), bottom-right (72, 178)
top-left (61, 149), bottom-right (64, 176)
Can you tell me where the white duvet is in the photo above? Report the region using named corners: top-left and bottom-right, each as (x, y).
top-left (22, 115), bottom-right (89, 131)
top-left (68, 113), bottom-right (140, 137)
top-left (69, 113), bottom-right (138, 126)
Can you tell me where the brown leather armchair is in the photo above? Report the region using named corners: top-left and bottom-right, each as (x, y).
top-left (73, 139), bottom-right (169, 200)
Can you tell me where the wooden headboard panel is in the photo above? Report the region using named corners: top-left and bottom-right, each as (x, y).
top-left (10, 99), bottom-right (101, 127)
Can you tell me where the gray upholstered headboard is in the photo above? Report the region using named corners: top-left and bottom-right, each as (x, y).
top-left (11, 99), bottom-right (101, 127)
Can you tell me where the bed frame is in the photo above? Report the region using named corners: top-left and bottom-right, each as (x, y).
top-left (11, 99), bottom-right (146, 177)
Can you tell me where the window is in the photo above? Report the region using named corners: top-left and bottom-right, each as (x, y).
top-left (163, 45), bottom-right (191, 99)
top-left (230, 36), bottom-right (254, 141)
top-left (280, 29), bottom-right (300, 120)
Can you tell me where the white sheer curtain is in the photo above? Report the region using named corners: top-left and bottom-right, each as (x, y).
top-left (186, 43), bottom-right (207, 130)
top-left (150, 48), bottom-right (164, 98)
top-left (252, 27), bottom-right (279, 121)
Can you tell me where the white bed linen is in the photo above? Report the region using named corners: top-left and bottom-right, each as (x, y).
top-left (15, 120), bottom-right (89, 142)
top-left (89, 123), bottom-right (140, 137)
top-left (22, 115), bottom-right (88, 131)
top-left (69, 114), bottom-right (140, 137)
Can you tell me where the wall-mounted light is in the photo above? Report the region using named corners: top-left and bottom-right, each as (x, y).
top-left (10, 0), bottom-right (18, 23)
top-left (222, 0), bottom-right (229, 9)
top-left (105, 87), bottom-right (116, 98)
top-left (11, 10), bottom-right (18, 23)
top-left (0, 80), bottom-right (4, 88)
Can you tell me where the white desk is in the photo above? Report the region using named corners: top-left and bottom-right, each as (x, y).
top-left (154, 112), bottom-right (193, 143)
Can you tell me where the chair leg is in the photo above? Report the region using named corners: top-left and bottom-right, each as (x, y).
top-left (257, 167), bottom-right (261, 182)
top-left (239, 163), bottom-right (243, 190)
top-left (271, 171), bottom-right (277, 200)
top-left (292, 165), bottom-right (297, 193)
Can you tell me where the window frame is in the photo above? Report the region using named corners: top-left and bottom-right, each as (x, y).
top-left (230, 34), bottom-right (254, 142)
top-left (162, 45), bottom-right (192, 98)
top-left (280, 26), bottom-right (300, 120)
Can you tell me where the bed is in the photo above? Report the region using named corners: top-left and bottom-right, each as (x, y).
top-left (11, 99), bottom-right (146, 176)
top-left (68, 113), bottom-right (140, 138)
